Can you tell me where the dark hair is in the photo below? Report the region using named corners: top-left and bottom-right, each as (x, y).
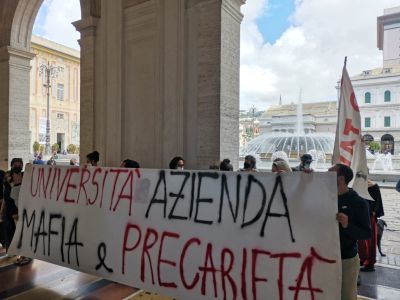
top-left (87, 151), bottom-right (100, 163)
top-left (273, 157), bottom-right (285, 163)
top-left (220, 159), bottom-right (233, 171)
top-left (336, 164), bottom-right (354, 184)
top-left (10, 166), bottom-right (22, 176)
top-left (47, 159), bottom-right (56, 165)
top-left (122, 159), bottom-right (140, 168)
top-left (244, 155), bottom-right (256, 169)
top-left (10, 158), bottom-right (23, 167)
top-left (301, 154), bottom-right (313, 162)
top-left (169, 156), bottom-right (184, 169)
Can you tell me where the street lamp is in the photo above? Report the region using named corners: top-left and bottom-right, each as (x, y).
top-left (39, 62), bottom-right (62, 155)
top-left (250, 105), bottom-right (256, 138)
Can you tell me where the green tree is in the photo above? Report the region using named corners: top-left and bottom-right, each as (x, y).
top-left (51, 143), bottom-right (60, 153)
top-left (67, 144), bottom-right (78, 154)
top-left (39, 145), bottom-right (45, 153)
top-left (33, 141), bottom-right (40, 153)
top-left (369, 141), bottom-right (380, 152)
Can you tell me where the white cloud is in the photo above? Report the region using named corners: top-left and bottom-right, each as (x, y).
top-left (240, 0), bottom-right (400, 110)
top-left (36, 0), bottom-right (81, 50)
top-left (34, 0), bottom-right (400, 110)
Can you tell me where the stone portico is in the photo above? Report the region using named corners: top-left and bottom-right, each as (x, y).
top-left (0, 0), bottom-right (245, 170)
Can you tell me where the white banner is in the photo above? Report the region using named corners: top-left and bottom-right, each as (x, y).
top-left (10, 165), bottom-right (341, 300)
top-left (333, 60), bottom-right (371, 200)
top-left (39, 118), bottom-right (47, 143)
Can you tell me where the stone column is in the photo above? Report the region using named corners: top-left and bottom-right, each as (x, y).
top-left (0, 46), bottom-right (34, 170)
top-left (185, 0), bottom-right (244, 169)
top-left (73, 15), bottom-right (99, 164)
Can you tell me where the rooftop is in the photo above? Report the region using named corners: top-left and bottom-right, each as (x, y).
top-left (262, 101), bottom-right (337, 118)
top-left (31, 35), bottom-right (80, 60)
top-left (351, 67), bottom-right (400, 80)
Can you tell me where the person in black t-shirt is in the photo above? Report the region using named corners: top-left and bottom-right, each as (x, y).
top-left (329, 164), bottom-right (371, 300)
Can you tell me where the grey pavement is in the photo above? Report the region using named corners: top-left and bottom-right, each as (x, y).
top-left (378, 187), bottom-right (400, 258)
top-left (358, 187), bottom-right (400, 300)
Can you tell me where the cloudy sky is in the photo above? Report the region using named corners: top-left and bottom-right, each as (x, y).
top-left (33, 0), bottom-right (400, 110)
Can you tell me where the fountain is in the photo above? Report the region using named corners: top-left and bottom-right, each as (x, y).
top-left (372, 152), bottom-right (393, 172)
top-left (241, 90), bottom-right (335, 169)
top-left (241, 92), bottom-right (400, 172)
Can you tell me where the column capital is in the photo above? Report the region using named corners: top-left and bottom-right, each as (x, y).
top-left (73, 16), bottom-right (99, 38)
top-left (0, 45), bottom-right (35, 64)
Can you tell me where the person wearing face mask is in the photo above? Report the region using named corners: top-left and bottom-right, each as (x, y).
top-left (292, 154), bottom-right (314, 173)
top-left (169, 156), bottom-right (185, 170)
top-left (241, 155), bottom-right (257, 172)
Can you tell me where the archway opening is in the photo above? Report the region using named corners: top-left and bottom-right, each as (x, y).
top-left (381, 133), bottom-right (394, 155)
top-left (30, 0), bottom-right (81, 164)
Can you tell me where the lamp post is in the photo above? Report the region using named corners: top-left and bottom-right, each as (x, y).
top-left (39, 62), bottom-right (62, 155)
top-left (250, 105), bottom-right (256, 138)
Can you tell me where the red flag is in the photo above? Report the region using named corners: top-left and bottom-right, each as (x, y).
top-left (333, 57), bottom-right (372, 200)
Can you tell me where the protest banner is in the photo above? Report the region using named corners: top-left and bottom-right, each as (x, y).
top-left (9, 165), bottom-right (341, 300)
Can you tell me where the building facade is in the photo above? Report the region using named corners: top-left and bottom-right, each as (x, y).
top-left (29, 35), bottom-right (80, 154)
top-left (350, 6), bottom-right (400, 154)
top-left (259, 101), bottom-right (337, 135)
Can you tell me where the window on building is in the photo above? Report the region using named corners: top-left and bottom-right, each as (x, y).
top-left (57, 113), bottom-right (64, 119)
top-left (384, 90), bottom-right (391, 102)
top-left (365, 117), bottom-right (371, 128)
top-left (57, 83), bottom-right (64, 101)
top-left (365, 92), bottom-right (371, 104)
top-left (384, 116), bottom-right (391, 127)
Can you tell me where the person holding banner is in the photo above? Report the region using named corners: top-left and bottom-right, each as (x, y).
top-left (219, 158), bottom-right (233, 171)
top-left (120, 159), bottom-right (140, 168)
top-left (241, 154), bottom-right (258, 172)
top-left (169, 156), bottom-right (185, 170)
top-left (86, 150), bottom-right (100, 166)
top-left (8, 167), bottom-right (32, 266)
top-left (292, 153), bottom-right (314, 173)
top-left (329, 164), bottom-right (371, 300)
top-left (271, 159), bottom-right (292, 173)
top-left (1, 158), bottom-right (23, 253)
top-left (0, 170), bottom-right (5, 250)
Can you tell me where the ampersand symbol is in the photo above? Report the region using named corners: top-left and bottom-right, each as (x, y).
top-left (95, 242), bottom-right (113, 273)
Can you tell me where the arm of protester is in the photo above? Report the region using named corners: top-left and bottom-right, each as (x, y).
top-left (342, 198), bottom-right (371, 240)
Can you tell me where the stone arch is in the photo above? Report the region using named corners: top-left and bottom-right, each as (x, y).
top-left (10, 0), bottom-right (43, 51)
top-left (1, 0), bottom-right (244, 169)
top-left (0, 0), bottom-right (98, 169)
